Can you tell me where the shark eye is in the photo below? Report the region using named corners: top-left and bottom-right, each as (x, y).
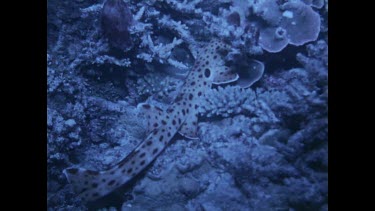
top-left (204, 68), bottom-right (211, 78)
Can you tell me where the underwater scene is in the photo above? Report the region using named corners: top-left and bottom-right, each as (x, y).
top-left (47, 0), bottom-right (328, 210)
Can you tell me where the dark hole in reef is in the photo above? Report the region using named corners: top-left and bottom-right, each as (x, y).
top-left (47, 23), bottom-right (59, 50)
top-left (283, 114), bottom-right (306, 132)
top-left (307, 156), bottom-right (327, 172)
top-left (253, 45), bottom-right (306, 74)
top-left (79, 63), bottom-right (129, 100)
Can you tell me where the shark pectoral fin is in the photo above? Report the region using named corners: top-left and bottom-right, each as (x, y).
top-left (178, 114), bottom-right (199, 139)
top-left (212, 66), bottom-right (239, 85)
top-left (137, 103), bottom-right (165, 133)
top-left (237, 59), bottom-right (265, 88)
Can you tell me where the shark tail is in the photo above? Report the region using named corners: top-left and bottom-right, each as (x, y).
top-left (63, 146), bottom-right (141, 202)
top-left (63, 167), bottom-right (113, 202)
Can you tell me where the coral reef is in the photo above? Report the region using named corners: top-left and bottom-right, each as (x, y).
top-left (47, 0), bottom-right (327, 210)
top-left (256, 0), bottom-right (321, 52)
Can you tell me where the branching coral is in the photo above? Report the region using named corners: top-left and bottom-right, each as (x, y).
top-left (200, 86), bottom-right (279, 124)
top-left (137, 35), bottom-right (184, 66)
top-left (125, 72), bottom-right (182, 104)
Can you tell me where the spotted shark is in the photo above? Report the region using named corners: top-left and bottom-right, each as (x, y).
top-left (63, 40), bottom-right (241, 202)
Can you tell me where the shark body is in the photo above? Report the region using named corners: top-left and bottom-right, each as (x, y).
top-left (63, 40), bottom-right (239, 202)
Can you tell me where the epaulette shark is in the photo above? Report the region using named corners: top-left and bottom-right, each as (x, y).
top-left (63, 40), bottom-right (240, 202)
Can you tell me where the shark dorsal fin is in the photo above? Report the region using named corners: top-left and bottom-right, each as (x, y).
top-left (213, 66), bottom-right (239, 84)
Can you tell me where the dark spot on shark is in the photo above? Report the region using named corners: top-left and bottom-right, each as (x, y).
top-left (159, 135), bottom-right (164, 142)
top-left (147, 141), bottom-right (152, 145)
top-left (67, 168), bottom-right (78, 174)
top-left (142, 104), bottom-right (150, 109)
top-left (119, 159), bottom-right (128, 168)
top-left (172, 120), bottom-right (176, 125)
top-left (175, 94), bottom-right (183, 103)
top-left (205, 69), bottom-right (211, 77)
top-left (167, 108), bottom-right (174, 113)
top-left (198, 92), bottom-right (202, 96)
top-left (182, 109), bottom-right (186, 116)
top-left (127, 168), bottom-right (133, 173)
top-left (140, 152), bottom-right (146, 158)
top-left (153, 123), bottom-right (158, 127)
top-left (214, 55), bottom-right (217, 59)
top-left (92, 183), bottom-right (98, 188)
top-left (108, 180), bottom-right (115, 186)
top-left (206, 61), bottom-right (209, 65)
top-left (153, 148), bottom-right (158, 154)
top-left (167, 132), bottom-right (171, 137)
top-left (191, 82), bottom-right (195, 86)
top-left (198, 74), bottom-right (203, 78)
top-left (140, 160), bottom-right (145, 166)
top-left (195, 104), bottom-right (199, 109)
top-left (87, 170), bottom-right (99, 176)
top-left (161, 120), bottom-right (167, 125)
top-left (189, 94), bottom-right (193, 100)
top-left (203, 81), bottom-right (207, 85)
top-left (153, 130), bottom-right (158, 135)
